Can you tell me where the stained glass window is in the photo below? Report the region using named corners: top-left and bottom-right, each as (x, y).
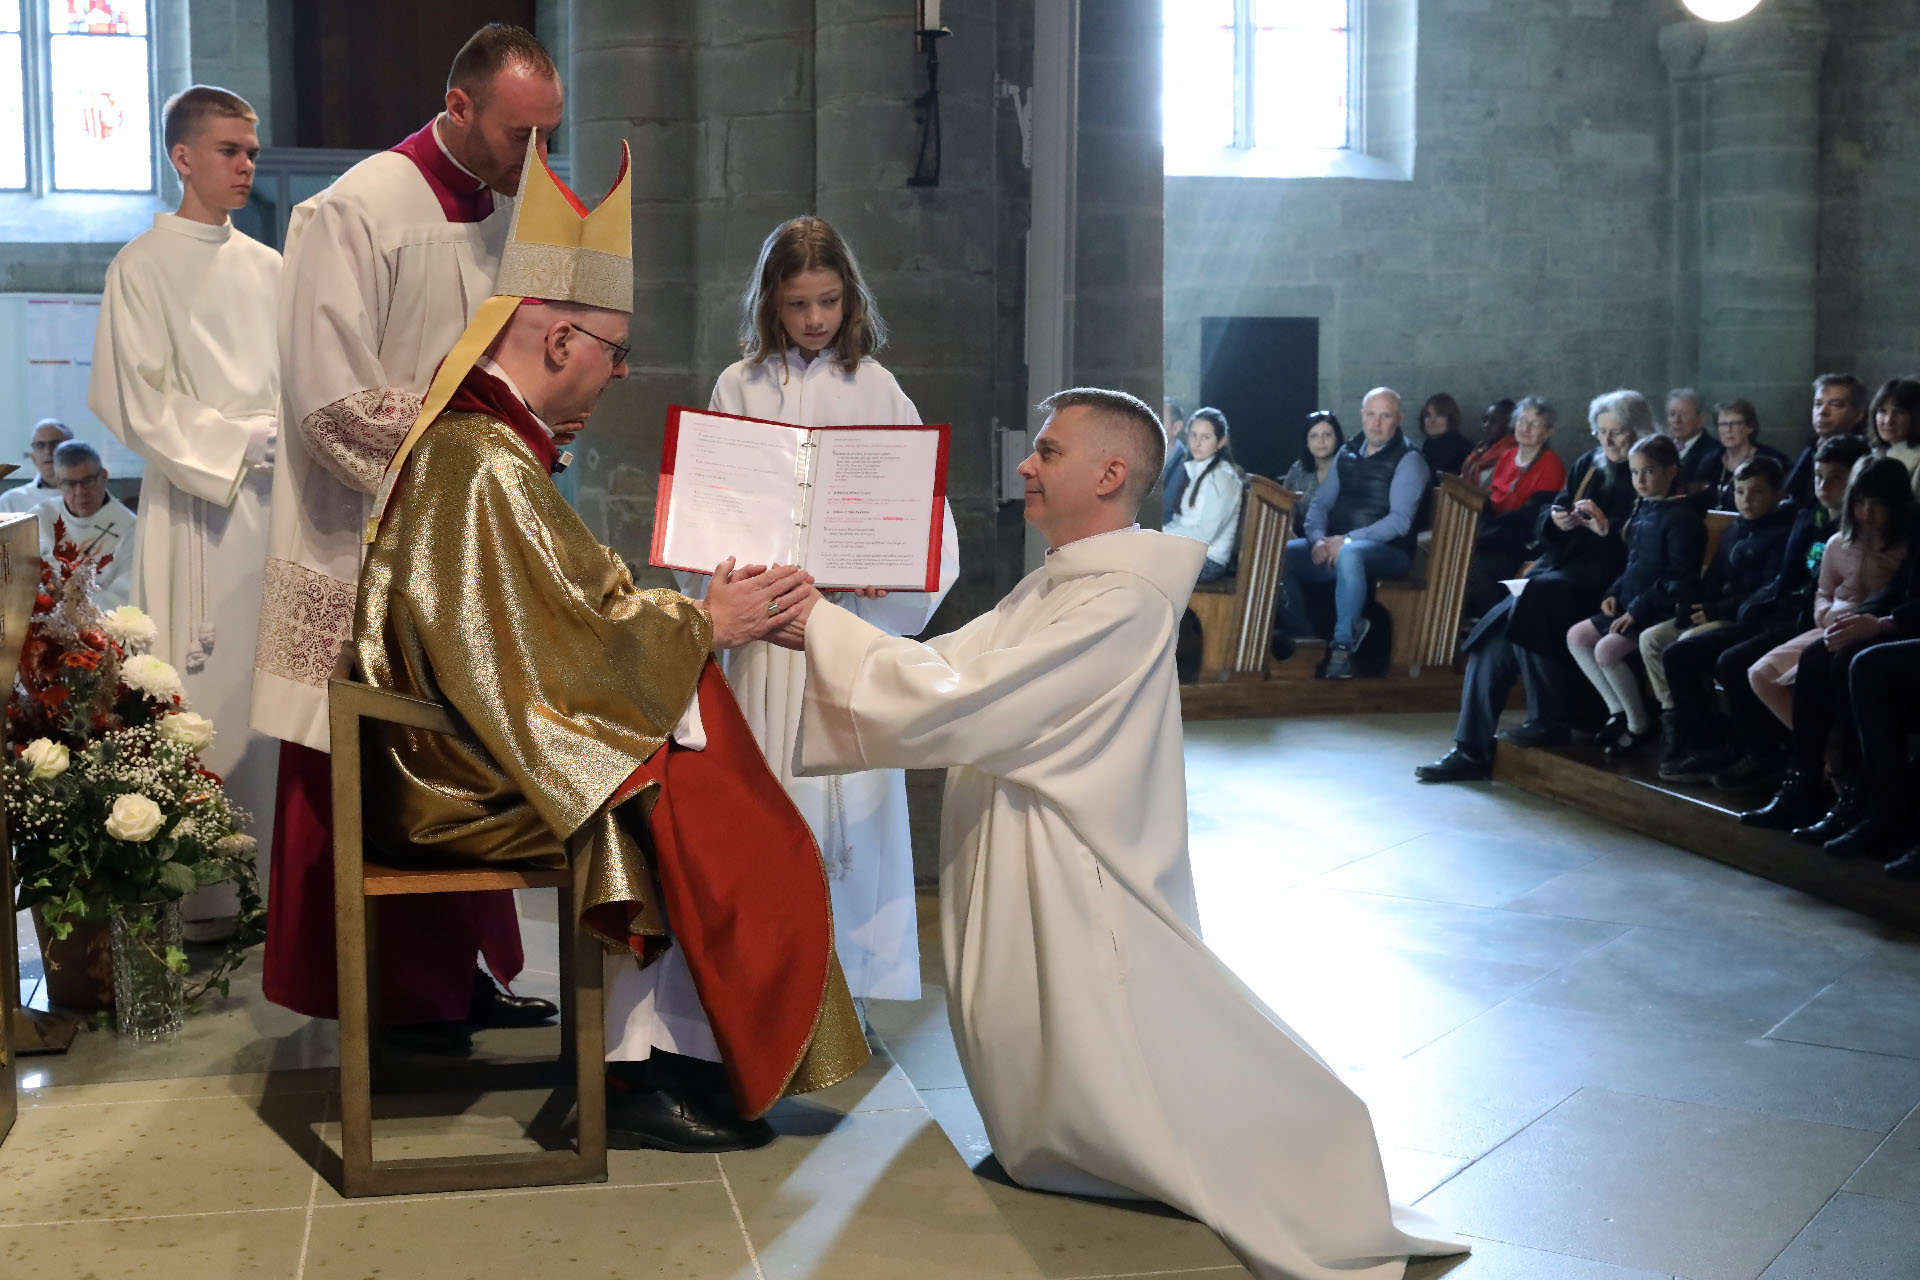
top-left (1163, 0), bottom-right (1353, 160)
top-left (47, 0), bottom-right (151, 191)
top-left (0, 1), bottom-right (24, 190)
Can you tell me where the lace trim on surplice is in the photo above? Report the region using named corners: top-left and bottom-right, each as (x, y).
top-left (255, 557), bottom-right (355, 689)
top-left (302, 387), bottom-right (422, 494)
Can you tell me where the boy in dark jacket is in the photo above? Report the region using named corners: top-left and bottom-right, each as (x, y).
top-left (1645, 457), bottom-right (1793, 778)
top-left (1706, 435), bottom-right (1868, 789)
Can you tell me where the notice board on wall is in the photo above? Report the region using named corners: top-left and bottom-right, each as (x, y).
top-left (0, 292), bottom-right (143, 483)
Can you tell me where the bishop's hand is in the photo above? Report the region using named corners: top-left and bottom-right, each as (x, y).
top-left (704, 558), bottom-right (814, 649)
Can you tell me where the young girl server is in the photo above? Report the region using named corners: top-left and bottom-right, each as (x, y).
top-left (680, 216), bottom-right (960, 1003)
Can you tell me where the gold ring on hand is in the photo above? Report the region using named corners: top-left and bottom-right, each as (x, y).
top-left (766, 600), bottom-right (782, 617)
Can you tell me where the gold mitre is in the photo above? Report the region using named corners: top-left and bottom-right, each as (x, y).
top-left (367, 131), bottom-right (633, 541)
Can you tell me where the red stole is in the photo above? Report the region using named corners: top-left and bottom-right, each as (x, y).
top-left (599, 665), bottom-right (838, 1121)
top-left (447, 363), bottom-right (558, 473)
top-left (391, 119), bottom-right (495, 223)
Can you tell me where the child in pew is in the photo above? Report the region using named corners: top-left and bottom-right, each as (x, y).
top-left (1564, 434), bottom-right (1706, 758)
top-left (1639, 455), bottom-right (1795, 779)
top-left (1163, 407), bottom-right (1246, 584)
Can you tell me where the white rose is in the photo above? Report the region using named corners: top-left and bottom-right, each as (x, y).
top-left (21, 738), bottom-right (68, 780)
top-left (100, 605), bottom-right (159, 650)
top-left (120, 654), bottom-right (185, 704)
top-left (158, 711), bottom-right (215, 753)
top-left (105, 793), bottom-right (165, 843)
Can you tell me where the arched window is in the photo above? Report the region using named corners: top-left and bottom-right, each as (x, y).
top-left (0, 0), bottom-right (156, 195)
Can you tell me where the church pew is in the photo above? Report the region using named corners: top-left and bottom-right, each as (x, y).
top-left (1187, 476), bottom-right (1295, 682)
top-left (1374, 473), bottom-right (1486, 677)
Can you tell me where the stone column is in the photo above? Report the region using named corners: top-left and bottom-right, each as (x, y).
top-left (568, 0), bottom-right (696, 555)
top-left (1661, 0), bottom-right (1829, 436)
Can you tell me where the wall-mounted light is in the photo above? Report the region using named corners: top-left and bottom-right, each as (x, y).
top-left (1682, 0), bottom-right (1763, 20)
top-left (911, 0), bottom-right (951, 187)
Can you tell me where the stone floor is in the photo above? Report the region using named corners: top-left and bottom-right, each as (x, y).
top-left (6, 711), bottom-right (1920, 1278)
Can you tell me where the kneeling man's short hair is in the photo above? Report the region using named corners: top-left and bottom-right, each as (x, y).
top-left (1038, 387), bottom-right (1167, 513)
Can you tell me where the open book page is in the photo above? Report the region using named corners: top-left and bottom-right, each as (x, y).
top-left (655, 410), bottom-right (806, 572)
top-left (804, 428), bottom-right (943, 589)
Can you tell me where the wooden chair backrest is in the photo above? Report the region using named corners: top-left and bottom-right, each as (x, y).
top-left (1215, 477), bottom-right (1295, 675)
top-left (1402, 474), bottom-right (1486, 671)
top-left (1703, 509), bottom-right (1735, 571)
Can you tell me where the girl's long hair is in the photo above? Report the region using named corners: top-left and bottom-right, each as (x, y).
top-left (1841, 456), bottom-right (1916, 548)
top-left (1172, 407), bottom-right (1242, 511)
top-left (739, 215), bottom-right (887, 376)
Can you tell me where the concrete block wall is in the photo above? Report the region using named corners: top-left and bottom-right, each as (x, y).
top-left (190, 0), bottom-right (276, 141)
top-left (1165, 0), bottom-right (1676, 468)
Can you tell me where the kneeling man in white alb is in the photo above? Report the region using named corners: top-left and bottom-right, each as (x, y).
top-left (771, 387), bottom-right (1466, 1280)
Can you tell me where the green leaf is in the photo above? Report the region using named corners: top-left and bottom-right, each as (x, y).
top-left (163, 945), bottom-right (189, 975)
top-left (156, 861), bottom-right (197, 897)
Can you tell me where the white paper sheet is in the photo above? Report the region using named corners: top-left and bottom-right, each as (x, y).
top-left (657, 411), bottom-right (805, 571)
top-left (803, 428), bottom-right (942, 589)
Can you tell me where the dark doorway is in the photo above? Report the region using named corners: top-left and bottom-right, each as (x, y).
top-left (1198, 317), bottom-right (1319, 482)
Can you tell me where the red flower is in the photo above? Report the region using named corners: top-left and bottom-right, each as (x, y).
top-left (33, 686), bottom-right (67, 711)
top-left (33, 592), bottom-right (52, 612)
top-left (60, 651), bottom-right (100, 671)
top-left (78, 629), bottom-right (108, 651)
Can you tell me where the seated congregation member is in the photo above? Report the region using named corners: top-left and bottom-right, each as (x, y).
top-left (1281, 410), bottom-right (1340, 507)
top-left (1464, 395), bottom-right (1567, 615)
top-left (777, 387), bottom-right (1466, 1278)
top-left (1418, 392), bottom-right (1472, 477)
top-left (1416, 390), bottom-right (1646, 782)
top-left (1868, 376), bottom-right (1920, 498)
top-left (1741, 457), bottom-right (1913, 832)
top-left (1784, 373), bottom-right (1868, 506)
top-left (1709, 434), bottom-right (1866, 789)
top-left (1564, 434), bottom-right (1705, 758)
top-left (1644, 456), bottom-right (1794, 778)
top-left (1276, 387), bottom-right (1430, 680)
top-left (37, 441), bottom-right (136, 609)
top-left (354, 137), bottom-right (866, 1152)
top-left (1459, 397), bottom-right (1517, 491)
top-left (0, 419), bottom-right (72, 512)
top-left (1665, 387), bottom-right (1724, 497)
top-left (1842, 636), bottom-right (1920, 879)
top-left (1158, 399), bottom-right (1189, 525)
top-left (1775, 536), bottom-right (1920, 856)
top-left (1163, 407), bottom-right (1244, 584)
top-left (1707, 399), bottom-right (1789, 511)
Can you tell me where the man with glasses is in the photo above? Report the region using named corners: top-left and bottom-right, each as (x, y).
top-left (36, 441), bottom-right (136, 608)
top-left (0, 419), bottom-right (74, 513)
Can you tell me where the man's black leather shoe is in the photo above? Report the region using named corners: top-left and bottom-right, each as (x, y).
top-left (1414, 747), bottom-right (1490, 783)
top-left (1886, 849), bottom-right (1920, 881)
top-left (1825, 816), bottom-right (1898, 861)
top-left (468, 969), bottom-right (559, 1029)
top-left (1499, 720), bottom-right (1570, 749)
top-left (379, 1022), bottom-right (473, 1056)
top-left (1739, 770), bottom-right (1825, 829)
top-left (1711, 749), bottom-right (1784, 792)
top-left (606, 1079), bottom-right (776, 1153)
top-left (1791, 784), bottom-right (1861, 846)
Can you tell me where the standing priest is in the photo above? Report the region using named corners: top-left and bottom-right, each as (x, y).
top-left (774, 388), bottom-right (1465, 1279)
top-left (89, 86), bottom-right (280, 884)
top-left (258, 24), bottom-right (565, 1046)
top-left (357, 134), bottom-right (866, 1151)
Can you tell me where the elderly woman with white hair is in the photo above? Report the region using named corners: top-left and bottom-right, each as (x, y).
top-left (1416, 388), bottom-right (1653, 781)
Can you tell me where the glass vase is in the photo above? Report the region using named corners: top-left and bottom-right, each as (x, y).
top-left (110, 901), bottom-right (184, 1043)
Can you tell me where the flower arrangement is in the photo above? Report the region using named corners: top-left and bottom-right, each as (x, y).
top-left (7, 521), bottom-right (263, 1008)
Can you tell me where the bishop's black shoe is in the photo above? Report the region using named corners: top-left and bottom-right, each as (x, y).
top-left (467, 968), bottom-right (559, 1029)
top-left (605, 1072), bottom-right (775, 1153)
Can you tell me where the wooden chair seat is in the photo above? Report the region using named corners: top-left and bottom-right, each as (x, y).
top-left (329, 677), bottom-right (607, 1198)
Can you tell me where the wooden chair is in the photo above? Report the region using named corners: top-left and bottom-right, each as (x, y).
top-left (1375, 474), bottom-right (1487, 676)
top-left (1188, 476), bottom-right (1296, 682)
top-left (1703, 509), bottom-right (1736, 569)
top-left (329, 677), bottom-right (607, 1197)
top-left (1, 508), bottom-right (41, 1148)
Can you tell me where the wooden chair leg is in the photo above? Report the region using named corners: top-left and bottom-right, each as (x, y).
top-left (569, 852), bottom-right (607, 1178)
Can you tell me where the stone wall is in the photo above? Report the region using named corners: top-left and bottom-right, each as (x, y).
top-left (1816, 0), bottom-right (1920, 385)
top-left (190, 0), bottom-right (277, 142)
top-left (1165, 0), bottom-right (1676, 464)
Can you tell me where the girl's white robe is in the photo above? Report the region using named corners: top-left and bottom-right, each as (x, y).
top-left (675, 350), bottom-right (959, 1001)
